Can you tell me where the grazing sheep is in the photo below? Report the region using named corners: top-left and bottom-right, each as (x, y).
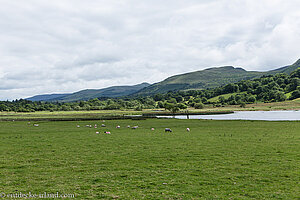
top-left (77, 125), bottom-right (80, 128)
top-left (101, 124), bottom-right (106, 127)
top-left (151, 128), bottom-right (155, 131)
top-left (186, 128), bottom-right (190, 132)
top-left (127, 125), bottom-right (130, 128)
top-left (33, 124), bottom-right (39, 127)
top-left (116, 125), bottom-right (120, 128)
top-left (96, 131), bottom-right (99, 134)
top-left (132, 126), bottom-right (138, 129)
top-left (165, 128), bottom-right (172, 132)
top-left (104, 131), bottom-right (111, 134)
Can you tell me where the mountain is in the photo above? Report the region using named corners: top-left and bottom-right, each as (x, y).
top-left (267, 59), bottom-right (300, 75)
top-left (26, 59), bottom-right (300, 102)
top-left (135, 59), bottom-right (300, 96)
top-left (27, 83), bottom-right (150, 102)
top-left (26, 94), bottom-right (70, 102)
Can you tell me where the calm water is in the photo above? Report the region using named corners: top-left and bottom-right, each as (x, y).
top-left (157, 110), bottom-right (300, 121)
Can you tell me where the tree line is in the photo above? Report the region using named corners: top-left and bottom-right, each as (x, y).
top-left (1, 68), bottom-right (299, 112)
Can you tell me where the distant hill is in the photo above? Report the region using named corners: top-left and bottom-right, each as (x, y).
top-left (135, 59), bottom-right (300, 96)
top-left (266, 59), bottom-right (300, 74)
top-left (26, 94), bottom-right (70, 102)
top-left (26, 59), bottom-right (300, 102)
top-left (27, 83), bottom-right (150, 102)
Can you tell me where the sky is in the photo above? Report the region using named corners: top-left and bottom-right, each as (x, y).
top-left (0, 0), bottom-right (300, 100)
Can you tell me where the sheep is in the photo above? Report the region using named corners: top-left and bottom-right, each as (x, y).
top-left (132, 126), bottom-right (138, 129)
top-left (33, 124), bottom-right (39, 127)
top-left (151, 128), bottom-right (155, 131)
top-left (96, 131), bottom-right (99, 134)
top-left (116, 125), bottom-right (120, 128)
top-left (77, 125), bottom-right (80, 128)
top-left (186, 128), bottom-right (190, 132)
top-left (127, 125), bottom-right (130, 128)
top-left (101, 124), bottom-right (106, 127)
top-left (104, 131), bottom-right (111, 134)
top-left (165, 128), bottom-right (172, 132)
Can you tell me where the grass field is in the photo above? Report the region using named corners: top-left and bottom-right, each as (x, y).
top-left (0, 119), bottom-right (299, 199)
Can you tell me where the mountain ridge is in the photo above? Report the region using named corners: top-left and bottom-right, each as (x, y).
top-left (26, 59), bottom-right (300, 102)
top-left (134, 59), bottom-right (300, 96)
top-left (27, 83), bottom-right (150, 102)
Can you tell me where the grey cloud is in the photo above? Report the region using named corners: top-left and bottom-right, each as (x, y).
top-left (1, 0), bottom-right (300, 100)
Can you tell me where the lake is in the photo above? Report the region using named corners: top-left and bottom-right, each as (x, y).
top-left (157, 110), bottom-right (300, 121)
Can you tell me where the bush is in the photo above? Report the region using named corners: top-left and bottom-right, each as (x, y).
top-left (194, 103), bottom-right (204, 109)
top-left (240, 102), bottom-right (246, 108)
top-left (290, 90), bottom-right (300, 100)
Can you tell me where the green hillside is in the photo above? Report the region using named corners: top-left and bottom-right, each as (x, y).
top-left (267, 59), bottom-right (300, 74)
top-left (136, 59), bottom-right (300, 96)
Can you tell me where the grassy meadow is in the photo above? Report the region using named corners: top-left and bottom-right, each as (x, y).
top-left (0, 119), bottom-right (299, 199)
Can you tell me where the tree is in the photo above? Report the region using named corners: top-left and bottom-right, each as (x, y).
top-left (178, 103), bottom-right (187, 109)
top-left (224, 83), bottom-right (239, 93)
top-left (240, 102), bottom-right (246, 108)
top-left (290, 90), bottom-right (300, 100)
top-left (290, 68), bottom-right (300, 78)
top-left (164, 103), bottom-right (180, 113)
top-left (247, 95), bottom-right (256, 103)
top-left (0, 104), bottom-right (8, 111)
top-left (194, 103), bottom-right (204, 109)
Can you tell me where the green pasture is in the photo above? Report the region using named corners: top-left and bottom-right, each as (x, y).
top-left (0, 119), bottom-right (299, 199)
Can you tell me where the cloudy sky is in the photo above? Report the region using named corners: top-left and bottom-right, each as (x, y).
top-left (0, 0), bottom-right (300, 100)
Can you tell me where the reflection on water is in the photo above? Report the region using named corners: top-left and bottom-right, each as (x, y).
top-left (157, 110), bottom-right (300, 121)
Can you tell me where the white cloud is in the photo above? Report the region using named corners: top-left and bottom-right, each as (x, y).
top-left (0, 0), bottom-right (300, 100)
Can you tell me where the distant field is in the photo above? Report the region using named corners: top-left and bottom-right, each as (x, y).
top-left (0, 110), bottom-right (142, 121)
top-left (0, 119), bottom-right (299, 199)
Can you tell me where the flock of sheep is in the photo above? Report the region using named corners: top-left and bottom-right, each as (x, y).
top-left (76, 121), bottom-right (191, 135)
top-left (29, 121), bottom-right (191, 134)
